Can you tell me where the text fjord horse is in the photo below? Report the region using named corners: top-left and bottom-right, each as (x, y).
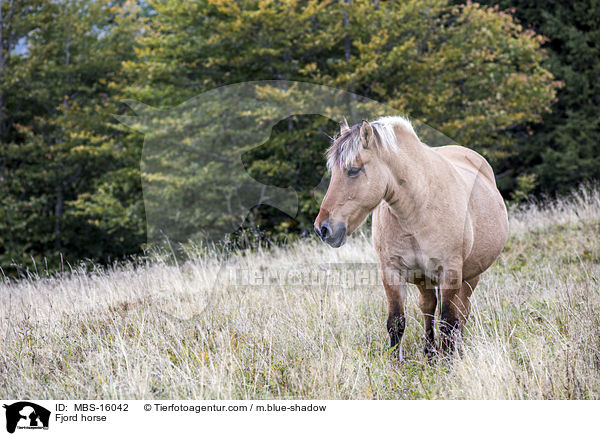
top-left (314, 117), bottom-right (509, 357)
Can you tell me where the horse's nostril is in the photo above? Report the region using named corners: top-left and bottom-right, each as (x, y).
top-left (320, 222), bottom-right (331, 239)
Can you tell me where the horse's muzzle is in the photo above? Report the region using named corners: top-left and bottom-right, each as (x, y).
top-left (314, 220), bottom-right (347, 248)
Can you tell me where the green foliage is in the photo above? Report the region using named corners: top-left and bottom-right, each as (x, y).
top-left (0, 0), bottom-right (565, 272)
top-left (329, 1), bottom-right (557, 164)
top-left (510, 173), bottom-right (537, 203)
top-left (241, 115), bottom-right (338, 239)
top-left (0, 0), bottom-right (145, 272)
top-left (122, 0), bottom-right (557, 248)
top-left (471, 0), bottom-right (600, 195)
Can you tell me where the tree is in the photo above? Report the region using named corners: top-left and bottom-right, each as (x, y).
top-left (0, 0), bottom-right (561, 272)
top-left (0, 0), bottom-right (144, 272)
top-left (122, 0), bottom-right (557, 247)
top-left (468, 0), bottom-right (600, 195)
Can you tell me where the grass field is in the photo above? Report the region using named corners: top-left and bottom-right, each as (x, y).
top-left (1, 186), bottom-right (600, 399)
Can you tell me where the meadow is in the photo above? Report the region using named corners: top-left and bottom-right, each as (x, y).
top-left (1, 185), bottom-right (599, 400)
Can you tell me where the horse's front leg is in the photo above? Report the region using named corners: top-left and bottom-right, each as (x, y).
top-left (381, 267), bottom-right (406, 359)
top-left (440, 269), bottom-right (480, 353)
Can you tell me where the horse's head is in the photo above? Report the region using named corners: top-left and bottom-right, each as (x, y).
top-left (314, 119), bottom-right (396, 247)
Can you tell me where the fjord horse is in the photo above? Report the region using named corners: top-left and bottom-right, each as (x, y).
top-left (314, 117), bottom-right (509, 358)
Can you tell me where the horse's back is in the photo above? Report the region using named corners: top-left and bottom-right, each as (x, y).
top-left (432, 145), bottom-right (497, 187)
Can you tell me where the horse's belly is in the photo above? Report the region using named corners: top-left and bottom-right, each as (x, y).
top-left (461, 178), bottom-right (509, 279)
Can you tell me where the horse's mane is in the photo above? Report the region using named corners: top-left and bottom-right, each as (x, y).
top-left (326, 116), bottom-right (417, 170)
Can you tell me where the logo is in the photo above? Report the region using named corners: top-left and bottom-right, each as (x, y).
top-left (2, 402), bottom-right (50, 434)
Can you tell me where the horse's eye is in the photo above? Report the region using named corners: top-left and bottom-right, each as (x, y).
top-left (347, 167), bottom-right (362, 178)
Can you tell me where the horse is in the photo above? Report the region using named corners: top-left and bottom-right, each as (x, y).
top-left (314, 116), bottom-right (509, 358)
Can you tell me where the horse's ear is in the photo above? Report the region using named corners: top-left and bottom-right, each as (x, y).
top-left (340, 118), bottom-right (350, 134)
top-left (360, 120), bottom-right (373, 148)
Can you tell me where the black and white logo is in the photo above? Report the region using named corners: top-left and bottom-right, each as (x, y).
top-left (3, 402), bottom-right (50, 434)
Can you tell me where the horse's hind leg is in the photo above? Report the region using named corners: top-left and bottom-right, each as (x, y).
top-left (440, 273), bottom-right (480, 353)
top-left (417, 283), bottom-right (437, 358)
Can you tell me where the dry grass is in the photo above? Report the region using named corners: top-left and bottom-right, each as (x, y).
top-left (1, 185), bottom-right (600, 399)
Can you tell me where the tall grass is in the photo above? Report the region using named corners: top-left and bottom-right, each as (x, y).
top-left (1, 185), bottom-right (599, 399)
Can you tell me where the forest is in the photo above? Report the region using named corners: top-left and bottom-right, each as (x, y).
top-left (1, 0), bottom-right (598, 273)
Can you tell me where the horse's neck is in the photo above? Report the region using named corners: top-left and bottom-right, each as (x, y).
top-left (381, 138), bottom-right (435, 225)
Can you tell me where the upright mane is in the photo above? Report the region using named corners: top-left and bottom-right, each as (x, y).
top-left (326, 116), bottom-right (417, 170)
